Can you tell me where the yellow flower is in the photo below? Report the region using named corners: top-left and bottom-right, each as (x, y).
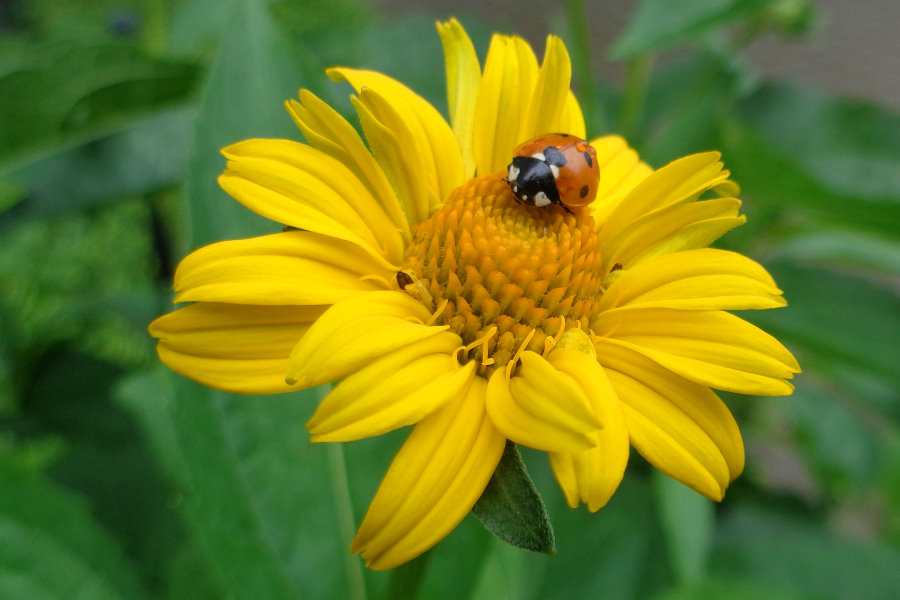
top-left (149, 19), bottom-right (799, 570)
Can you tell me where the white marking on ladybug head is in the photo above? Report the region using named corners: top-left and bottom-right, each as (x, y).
top-left (549, 164), bottom-right (560, 179)
top-left (513, 185), bottom-right (519, 193)
top-left (507, 164), bottom-right (520, 182)
top-left (534, 191), bottom-right (551, 207)
top-left (531, 151), bottom-right (546, 161)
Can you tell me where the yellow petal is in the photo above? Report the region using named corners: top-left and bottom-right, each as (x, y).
top-left (218, 169), bottom-right (395, 270)
top-left (350, 92), bottom-right (432, 225)
top-left (330, 67), bottom-right (464, 213)
top-left (173, 231), bottom-right (391, 306)
top-left (588, 135), bottom-right (653, 226)
top-left (593, 308), bottom-right (800, 396)
top-left (221, 140), bottom-right (403, 263)
top-left (285, 90), bottom-right (410, 242)
top-left (285, 291), bottom-right (452, 388)
top-left (223, 138), bottom-right (402, 261)
top-left (558, 90), bottom-right (587, 140)
top-left (597, 340), bottom-right (745, 482)
top-left (307, 342), bottom-right (475, 442)
top-left (546, 348), bottom-right (630, 511)
top-left (473, 34), bottom-right (539, 174)
top-left (471, 34), bottom-right (582, 175)
top-left (596, 340), bottom-right (745, 499)
top-left (352, 376), bottom-right (506, 570)
top-left (437, 18), bottom-right (481, 179)
top-left (600, 152), bottom-right (733, 249)
top-left (598, 248), bottom-right (786, 312)
top-left (523, 36), bottom-right (574, 138)
top-left (601, 197), bottom-right (745, 271)
top-left (150, 302), bottom-right (322, 394)
top-left (485, 353), bottom-right (600, 452)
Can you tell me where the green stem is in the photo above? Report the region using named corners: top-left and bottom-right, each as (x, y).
top-left (324, 392), bottom-right (367, 600)
top-left (384, 550), bottom-right (432, 600)
top-left (619, 54), bottom-right (654, 143)
top-left (564, 0), bottom-right (598, 134)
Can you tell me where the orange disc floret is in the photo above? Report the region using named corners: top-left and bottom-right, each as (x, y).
top-left (398, 172), bottom-right (605, 376)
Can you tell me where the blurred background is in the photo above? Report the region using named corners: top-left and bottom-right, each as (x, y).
top-left (1, 1), bottom-right (898, 599)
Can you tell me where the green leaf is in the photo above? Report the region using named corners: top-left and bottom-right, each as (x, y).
top-left (736, 83), bottom-right (900, 201)
top-left (166, 383), bottom-right (306, 600)
top-left (468, 533), bottom-right (531, 600)
top-left (415, 515), bottom-right (495, 600)
top-left (0, 452), bottom-right (146, 600)
top-left (786, 388), bottom-right (884, 492)
top-left (19, 351), bottom-right (192, 595)
top-left (653, 471), bottom-right (714, 584)
top-left (1, 107), bottom-right (192, 226)
top-left (169, 0), bottom-right (241, 58)
top-left (115, 369), bottom-right (192, 490)
top-left (472, 442), bottom-right (556, 554)
top-left (638, 50), bottom-right (748, 164)
top-left (612, 0), bottom-right (772, 59)
top-left (0, 42), bottom-right (200, 172)
top-left (746, 262), bottom-right (900, 389)
top-left (122, 374), bottom-right (409, 600)
top-left (714, 505), bottom-right (900, 600)
top-left (775, 230), bottom-right (900, 278)
top-left (717, 118), bottom-right (900, 238)
top-left (384, 550), bottom-right (432, 600)
top-left (656, 577), bottom-right (817, 600)
top-left (525, 472), bottom-right (671, 600)
top-left (125, 373), bottom-right (378, 600)
top-left (0, 180), bottom-right (24, 215)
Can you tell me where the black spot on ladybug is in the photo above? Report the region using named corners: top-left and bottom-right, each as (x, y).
top-left (542, 146), bottom-right (568, 168)
top-left (396, 271), bottom-right (414, 288)
top-left (553, 132), bottom-right (572, 138)
top-left (580, 185), bottom-right (589, 198)
top-left (583, 151), bottom-right (593, 168)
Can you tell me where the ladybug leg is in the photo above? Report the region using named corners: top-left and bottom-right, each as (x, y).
top-left (552, 199), bottom-right (574, 215)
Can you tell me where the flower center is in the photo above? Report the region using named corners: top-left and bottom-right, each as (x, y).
top-left (398, 173), bottom-right (605, 376)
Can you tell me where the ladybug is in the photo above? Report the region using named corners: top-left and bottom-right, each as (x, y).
top-left (504, 133), bottom-right (600, 213)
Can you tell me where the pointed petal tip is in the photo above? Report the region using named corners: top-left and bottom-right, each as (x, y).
top-left (586, 499), bottom-right (607, 513)
top-left (349, 536), bottom-right (363, 555)
top-left (325, 66), bottom-right (347, 82)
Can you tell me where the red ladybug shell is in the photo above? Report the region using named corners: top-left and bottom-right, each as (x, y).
top-left (505, 133), bottom-right (600, 211)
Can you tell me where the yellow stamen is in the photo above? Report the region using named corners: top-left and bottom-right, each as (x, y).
top-left (426, 298), bottom-right (450, 327)
top-left (451, 345), bottom-right (468, 365)
top-left (506, 328), bottom-right (536, 381)
top-left (541, 315), bottom-right (566, 357)
top-left (465, 326), bottom-right (497, 367)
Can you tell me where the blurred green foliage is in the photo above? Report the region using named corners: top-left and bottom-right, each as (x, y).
top-left (1, 0), bottom-right (898, 599)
